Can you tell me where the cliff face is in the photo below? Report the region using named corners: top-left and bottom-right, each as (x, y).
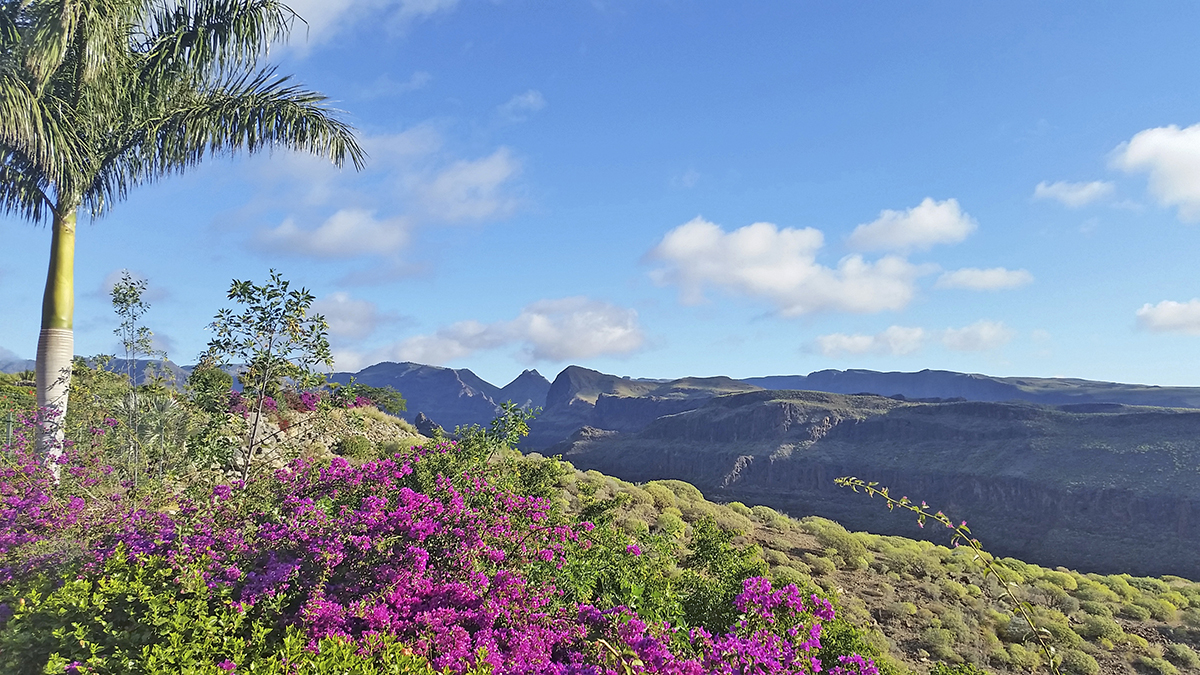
top-left (554, 391), bottom-right (1200, 579)
top-left (525, 367), bottom-right (767, 447)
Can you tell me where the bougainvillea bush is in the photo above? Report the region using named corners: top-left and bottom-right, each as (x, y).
top-left (0, 406), bottom-right (880, 674)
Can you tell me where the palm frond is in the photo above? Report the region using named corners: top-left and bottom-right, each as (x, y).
top-left (23, 0), bottom-right (144, 89)
top-left (0, 148), bottom-right (56, 222)
top-left (140, 0), bottom-right (295, 81)
top-left (0, 72), bottom-right (84, 186)
top-left (85, 67), bottom-right (365, 213)
top-left (0, 3), bottom-right (19, 47)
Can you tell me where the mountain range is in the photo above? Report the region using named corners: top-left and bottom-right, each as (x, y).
top-left (318, 362), bottom-right (1200, 446)
top-left (8, 356), bottom-right (1200, 575)
top-left (324, 362), bottom-right (1200, 577)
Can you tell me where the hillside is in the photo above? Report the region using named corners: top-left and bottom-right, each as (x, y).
top-left (565, 463), bottom-right (1200, 675)
top-left (549, 390), bottom-right (1200, 579)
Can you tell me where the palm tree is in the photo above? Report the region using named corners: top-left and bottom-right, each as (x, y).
top-left (0, 0), bottom-right (365, 470)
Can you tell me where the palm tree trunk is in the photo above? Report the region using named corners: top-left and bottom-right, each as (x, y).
top-left (36, 208), bottom-right (76, 478)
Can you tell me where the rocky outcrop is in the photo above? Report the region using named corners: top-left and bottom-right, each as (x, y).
top-left (413, 412), bottom-right (443, 437)
top-left (594, 394), bottom-right (708, 432)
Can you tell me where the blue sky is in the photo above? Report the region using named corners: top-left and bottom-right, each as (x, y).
top-left (6, 1), bottom-right (1200, 387)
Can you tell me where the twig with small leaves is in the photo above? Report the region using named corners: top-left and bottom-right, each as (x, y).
top-left (835, 476), bottom-right (1061, 675)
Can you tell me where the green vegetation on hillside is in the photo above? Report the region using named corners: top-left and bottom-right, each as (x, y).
top-left (4, 271), bottom-right (1199, 674)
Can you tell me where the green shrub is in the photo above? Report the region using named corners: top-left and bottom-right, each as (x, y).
top-left (621, 517), bottom-right (649, 535)
top-left (1042, 570), bottom-right (1078, 591)
top-left (1079, 601), bottom-right (1114, 617)
top-left (749, 504), bottom-right (779, 522)
top-left (714, 509), bottom-right (755, 534)
top-left (1161, 591), bottom-right (1190, 609)
top-left (768, 515), bottom-right (794, 531)
top-left (1123, 633), bottom-right (1151, 652)
top-left (725, 501), bottom-right (752, 517)
top-left (1121, 602), bottom-right (1153, 621)
top-left (940, 579), bottom-right (968, 601)
top-left (770, 566), bottom-right (810, 588)
top-left (679, 499), bottom-right (720, 524)
top-left (1102, 575), bottom-right (1138, 601)
top-left (0, 552), bottom-right (452, 674)
top-left (814, 524), bottom-right (869, 569)
top-left (1007, 643), bottom-right (1042, 670)
top-left (1139, 597), bottom-right (1178, 621)
top-left (1040, 618), bottom-right (1084, 648)
top-left (620, 486), bottom-right (654, 505)
top-left (1129, 577), bottom-right (1170, 595)
top-left (335, 435), bottom-right (375, 459)
top-left (1076, 615), bottom-right (1123, 641)
top-left (656, 511), bottom-right (685, 536)
top-left (1135, 656), bottom-right (1180, 675)
top-left (763, 549), bottom-right (790, 566)
top-left (804, 554), bottom-right (836, 576)
top-left (1165, 643), bottom-right (1200, 669)
top-left (1059, 648), bottom-right (1101, 675)
top-left (0, 381), bottom-right (35, 416)
top-left (1073, 580), bottom-right (1120, 603)
top-left (1184, 607), bottom-right (1200, 628)
top-left (649, 479), bottom-right (703, 502)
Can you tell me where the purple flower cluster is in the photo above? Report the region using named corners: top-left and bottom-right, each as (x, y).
top-left (0, 410), bottom-right (877, 674)
top-left (570, 577), bottom-right (876, 675)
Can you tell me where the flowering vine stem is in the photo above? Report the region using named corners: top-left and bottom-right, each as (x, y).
top-left (834, 476), bottom-right (1062, 675)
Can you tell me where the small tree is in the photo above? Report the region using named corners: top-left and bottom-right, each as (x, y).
top-left (110, 271), bottom-right (165, 487)
top-left (204, 270), bottom-right (331, 480)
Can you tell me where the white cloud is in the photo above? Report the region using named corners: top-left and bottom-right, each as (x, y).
top-left (258, 209), bottom-right (410, 258)
top-left (246, 127), bottom-right (522, 262)
top-left (509, 297), bottom-right (645, 361)
top-left (941, 320), bottom-right (1015, 351)
top-left (98, 269), bottom-right (168, 302)
top-left (813, 326), bottom-right (927, 357)
top-left (340, 297), bottom-right (646, 369)
top-left (648, 217), bottom-right (932, 316)
top-left (497, 90), bottom-right (546, 122)
top-left (848, 198), bottom-right (977, 252)
top-left (1033, 180), bottom-right (1114, 207)
top-left (312, 293), bottom-right (389, 339)
top-left (935, 267), bottom-right (1034, 291)
top-left (1112, 123), bottom-right (1200, 221)
top-left (414, 147), bottom-right (521, 222)
top-left (1136, 299), bottom-right (1200, 335)
top-left (284, 0), bottom-right (460, 46)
